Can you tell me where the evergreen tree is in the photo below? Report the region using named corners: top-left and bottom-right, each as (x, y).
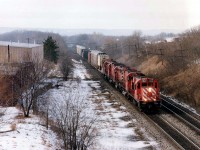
top-left (43, 36), bottom-right (59, 63)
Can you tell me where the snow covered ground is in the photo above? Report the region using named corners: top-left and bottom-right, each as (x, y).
top-left (0, 107), bottom-right (62, 150)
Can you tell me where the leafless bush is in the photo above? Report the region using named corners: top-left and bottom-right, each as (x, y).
top-left (59, 52), bottom-right (73, 81)
top-left (49, 88), bottom-right (97, 150)
top-left (13, 58), bottom-right (52, 117)
top-left (10, 123), bottom-right (16, 131)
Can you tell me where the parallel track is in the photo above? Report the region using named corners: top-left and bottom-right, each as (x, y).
top-left (161, 95), bottom-right (200, 120)
top-left (161, 96), bottom-right (200, 133)
top-left (147, 114), bottom-right (200, 150)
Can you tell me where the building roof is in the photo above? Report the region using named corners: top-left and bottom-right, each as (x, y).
top-left (0, 41), bottom-right (42, 48)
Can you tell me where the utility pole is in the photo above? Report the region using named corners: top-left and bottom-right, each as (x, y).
top-left (126, 42), bottom-right (134, 58)
top-left (159, 49), bottom-right (164, 65)
top-left (135, 44), bottom-right (139, 58)
top-left (26, 38), bottom-right (32, 46)
top-left (175, 49), bottom-right (186, 66)
top-left (145, 45), bottom-right (149, 58)
top-left (7, 45), bottom-right (10, 62)
top-left (154, 49), bottom-right (164, 65)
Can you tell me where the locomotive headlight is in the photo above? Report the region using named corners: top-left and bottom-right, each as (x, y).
top-left (148, 88), bottom-right (152, 92)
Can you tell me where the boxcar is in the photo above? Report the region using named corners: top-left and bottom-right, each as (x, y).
top-left (90, 50), bottom-right (100, 68)
top-left (97, 53), bottom-right (109, 72)
top-left (76, 45), bottom-right (86, 56)
top-left (90, 50), bottom-right (109, 70)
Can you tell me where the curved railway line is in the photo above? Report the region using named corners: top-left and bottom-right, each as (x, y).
top-left (159, 95), bottom-right (200, 149)
top-left (161, 97), bottom-right (200, 133)
top-left (73, 52), bottom-right (200, 149)
top-left (161, 95), bottom-right (200, 129)
top-left (147, 113), bottom-right (200, 150)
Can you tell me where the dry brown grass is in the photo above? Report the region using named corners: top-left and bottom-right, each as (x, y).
top-left (17, 120), bottom-right (26, 124)
top-left (134, 127), bottom-right (145, 140)
top-left (15, 113), bottom-right (27, 124)
top-left (94, 98), bottom-right (103, 104)
top-left (15, 114), bottom-right (25, 119)
top-left (135, 55), bottom-right (200, 110)
top-left (111, 103), bottom-right (121, 109)
top-left (95, 105), bottom-right (104, 111)
top-left (126, 122), bottom-right (136, 128)
top-left (138, 56), bottom-right (167, 76)
top-left (120, 115), bottom-right (131, 121)
top-left (162, 64), bottom-right (200, 107)
top-left (10, 123), bottom-right (16, 131)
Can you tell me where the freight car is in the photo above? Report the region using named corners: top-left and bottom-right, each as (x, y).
top-left (76, 46), bottom-right (161, 111)
top-left (76, 45), bottom-right (86, 56)
top-left (90, 50), bottom-right (109, 71)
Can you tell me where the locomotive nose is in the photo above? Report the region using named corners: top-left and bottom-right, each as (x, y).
top-left (142, 88), bottom-right (155, 101)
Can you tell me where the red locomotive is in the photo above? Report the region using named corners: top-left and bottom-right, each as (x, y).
top-left (76, 46), bottom-right (161, 111)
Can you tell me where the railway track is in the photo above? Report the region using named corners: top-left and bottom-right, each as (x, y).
top-left (147, 114), bottom-right (200, 150)
top-left (73, 53), bottom-right (200, 149)
top-left (161, 96), bottom-right (200, 133)
top-left (161, 94), bottom-right (200, 123)
top-left (159, 95), bottom-right (200, 149)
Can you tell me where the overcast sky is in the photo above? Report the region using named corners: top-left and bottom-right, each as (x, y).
top-left (0, 0), bottom-right (199, 30)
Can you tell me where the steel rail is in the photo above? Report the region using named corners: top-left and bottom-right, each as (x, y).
top-left (161, 98), bottom-right (200, 131)
top-left (147, 114), bottom-right (200, 150)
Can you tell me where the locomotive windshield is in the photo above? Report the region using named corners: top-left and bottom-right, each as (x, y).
top-left (142, 83), bottom-right (147, 87)
top-left (142, 82), bottom-right (153, 87)
top-left (141, 78), bottom-right (154, 87)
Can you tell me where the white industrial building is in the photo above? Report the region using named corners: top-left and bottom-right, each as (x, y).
top-left (0, 41), bottom-right (43, 64)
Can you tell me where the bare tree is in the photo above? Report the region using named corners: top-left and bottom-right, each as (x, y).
top-left (49, 84), bottom-right (97, 150)
top-left (59, 52), bottom-right (73, 80)
top-left (13, 58), bottom-right (52, 117)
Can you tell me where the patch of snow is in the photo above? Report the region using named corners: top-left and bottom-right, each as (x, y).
top-left (48, 64), bottom-right (63, 77)
top-left (161, 92), bottom-right (200, 116)
top-left (72, 59), bottom-right (82, 64)
top-left (165, 37), bottom-right (175, 42)
top-left (0, 107), bottom-right (62, 150)
top-left (194, 59), bottom-right (200, 64)
top-left (72, 62), bottom-right (91, 80)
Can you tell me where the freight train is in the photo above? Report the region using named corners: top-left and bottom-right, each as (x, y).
top-left (76, 45), bottom-right (161, 111)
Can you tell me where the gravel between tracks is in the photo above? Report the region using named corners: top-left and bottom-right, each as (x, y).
top-left (159, 109), bottom-right (200, 148)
